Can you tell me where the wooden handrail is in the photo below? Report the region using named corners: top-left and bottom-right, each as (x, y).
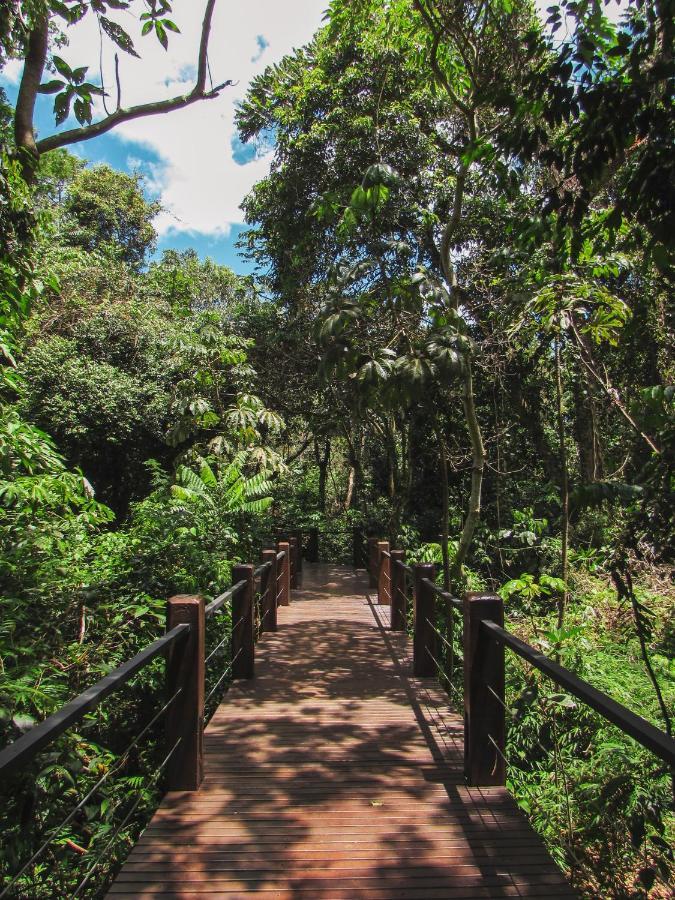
top-left (0, 622), bottom-right (190, 780)
top-left (368, 534), bottom-right (675, 786)
top-left (0, 537), bottom-right (294, 787)
top-left (482, 618), bottom-right (675, 768)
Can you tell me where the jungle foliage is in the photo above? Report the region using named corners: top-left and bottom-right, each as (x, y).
top-left (0, 0), bottom-right (673, 897)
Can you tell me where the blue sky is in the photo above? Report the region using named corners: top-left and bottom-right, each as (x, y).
top-left (1, 1), bottom-right (328, 275)
top-left (2, 0), bottom-right (626, 276)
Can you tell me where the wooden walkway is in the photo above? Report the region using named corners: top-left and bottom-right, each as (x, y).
top-left (108, 564), bottom-right (574, 899)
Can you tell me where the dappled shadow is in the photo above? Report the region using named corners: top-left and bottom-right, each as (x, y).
top-left (108, 564), bottom-right (575, 898)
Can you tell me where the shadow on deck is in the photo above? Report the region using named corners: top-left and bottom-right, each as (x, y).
top-left (108, 563), bottom-right (574, 899)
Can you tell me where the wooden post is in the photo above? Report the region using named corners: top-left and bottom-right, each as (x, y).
top-left (277, 540), bottom-right (291, 606)
top-left (463, 592), bottom-right (506, 786)
top-left (166, 595), bottom-right (205, 791)
top-left (232, 564), bottom-right (255, 678)
top-left (352, 527), bottom-right (363, 569)
top-left (308, 527), bottom-right (319, 563)
top-left (261, 550), bottom-right (278, 632)
top-left (289, 536), bottom-right (299, 589)
top-left (413, 563), bottom-right (436, 676)
top-left (377, 540), bottom-right (390, 605)
top-left (367, 537), bottom-right (379, 588)
top-left (390, 550), bottom-right (406, 631)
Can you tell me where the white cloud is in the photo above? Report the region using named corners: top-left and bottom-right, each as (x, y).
top-left (1, 59), bottom-right (23, 84)
top-left (49, 0), bottom-right (328, 237)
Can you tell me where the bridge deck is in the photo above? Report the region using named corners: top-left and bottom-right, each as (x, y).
top-left (108, 564), bottom-right (574, 898)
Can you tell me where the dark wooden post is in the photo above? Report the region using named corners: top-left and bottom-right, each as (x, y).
top-left (390, 550), bottom-right (406, 631)
top-left (413, 563), bottom-right (436, 676)
top-left (261, 549), bottom-right (278, 632)
top-left (308, 527), bottom-right (319, 563)
top-left (377, 540), bottom-right (390, 605)
top-left (277, 541), bottom-right (291, 606)
top-left (166, 594), bottom-right (205, 791)
top-left (368, 537), bottom-right (379, 588)
top-left (289, 536), bottom-right (299, 588)
top-left (232, 564), bottom-right (254, 678)
top-left (463, 592), bottom-right (506, 786)
top-left (352, 527), bottom-right (363, 569)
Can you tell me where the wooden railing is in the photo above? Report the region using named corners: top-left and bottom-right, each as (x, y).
top-left (0, 538), bottom-right (295, 896)
top-left (367, 539), bottom-right (675, 787)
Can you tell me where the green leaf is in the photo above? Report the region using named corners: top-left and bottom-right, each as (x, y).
top-left (38, 80), bottom-right (66, 95)
top-left (100, 16), bottom-right (140, 57)
top-left (71, 65), bottom-right (88, 85)
top-left (54, 89), bottom-right (73, 125)
top-left (155, 21), bottom-right (168, 50)
top-left (52, 56), bottom-right (73, 79)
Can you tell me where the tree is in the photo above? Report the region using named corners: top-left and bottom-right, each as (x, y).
top-left (3, 0), bottom-right (232, 180)
top-left (63, 164), bottom-right (159, 268)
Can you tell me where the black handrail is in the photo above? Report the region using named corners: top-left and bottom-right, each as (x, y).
top-left (0, 622), bottom-right (190, 779)
top-left (481, 618), bottom-right (675, 767)
top-left (204, 579), bottom-right (246, 617)
top-left (253, 560), bottom-right (273, 578)
top-left (421, 576), bottom-right (461, 609)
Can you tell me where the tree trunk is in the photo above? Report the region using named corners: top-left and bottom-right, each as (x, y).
top-left (451, 360), bottom-right (485, 585)
top-left (14, 16), bottom-right (49, 182)
top-left (572, 376), bottom-right (603, 482)
top-left (314, 438), bottom-right (330, 512)
top-left (555, 333), bottom-right (570, 632)
top-left (345, 464), bottom-right (356, 510)
top-left (437, 430), bottom-right (451, 592)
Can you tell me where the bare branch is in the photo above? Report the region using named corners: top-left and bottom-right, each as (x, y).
top-left (36, 81), bottom-right (232, 154)
top-left (33, 0), bottom-right (230, 156)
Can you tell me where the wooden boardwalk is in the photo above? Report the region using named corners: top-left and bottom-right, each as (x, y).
top-left (109, 564), bottom-right (574, 899)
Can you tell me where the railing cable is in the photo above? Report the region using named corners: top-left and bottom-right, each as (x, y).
top-left (424, 617), bottom-right (463, 660)
top-left (71, 736), bottom-right (182, 897)
top-left (0, 623), bottom-right (190, 779)
top-left (0, 687), bottom-right (183, 898)
top-left (204, 647), bottom-right (244, 707)
top-left (205, 580), bottom-right (246, 618)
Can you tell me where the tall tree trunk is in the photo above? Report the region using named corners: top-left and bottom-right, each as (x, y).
top-left (572, 377), bottom-right (603, 482)
top-left (451, 360), bottom-right (485, 585)
top-left (437, 429), bottom-right (451, 592)
top-left (555, 333), bottom-right (570, 632)
top-left (14, 16), bottom-right (49, 182)
top-left (314, 438), bottom-right (330, 512)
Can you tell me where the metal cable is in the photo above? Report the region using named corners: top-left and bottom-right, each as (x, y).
top-left (424, 646), bottom-right (461, 699)
top-left (71, 736), bottom-right (182, 897)
top-left (486, 683), bottom-right (512, 715)
top-left (0, 689), bottom-right (182, 898)
top-left (487, 733), bottom-right (509, 767)
top-left (424, 617), bottom-right (463, 659)
top-left (204, 647), bottom-right (244, 706)
top-left (205, 632), bottom-right (230, 666)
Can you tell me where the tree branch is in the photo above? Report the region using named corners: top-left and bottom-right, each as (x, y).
top-left (33, 0), bottom-right (231, 156)
top-left (36, 81), bottom-right (232, 154)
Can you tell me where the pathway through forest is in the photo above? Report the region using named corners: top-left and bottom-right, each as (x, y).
top-left (107, 564), bottom-right (575, 898)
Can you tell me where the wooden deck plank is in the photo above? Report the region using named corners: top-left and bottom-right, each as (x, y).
top-left (108, 563), bottom-right (574, 899)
